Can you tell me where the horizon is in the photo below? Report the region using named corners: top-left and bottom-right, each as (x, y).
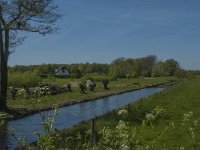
top-left (8, 0), bottom-right (200, 70)
top-left (9, 55), bottom-right (198, 71)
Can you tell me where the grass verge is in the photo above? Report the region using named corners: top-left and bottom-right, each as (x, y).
top-left (47, 77), bottom-right (200, 149)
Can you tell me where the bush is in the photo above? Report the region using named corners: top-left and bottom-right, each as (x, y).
top-left (8, 72), bottom-right (42, 87)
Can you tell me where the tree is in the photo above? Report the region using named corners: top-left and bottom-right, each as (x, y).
top-left (110, 59), bottom-right (130, 78)
top-left (140, 55), bottom-right (157, 77)
top-left (0, 0), bottom-right (60, 110)
top-left (152, 59), bottom-right (180, 77)
top-left (163, 59), bottom-right (180, 76)
top-left (152, 61), bottom-right (166, 77)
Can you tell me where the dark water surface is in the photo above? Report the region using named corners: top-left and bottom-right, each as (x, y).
top-left (0, 87), bottom-right (162, 149)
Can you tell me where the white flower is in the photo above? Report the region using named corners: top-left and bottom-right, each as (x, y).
top-left (180, 145), bottom-right (184, 150)
top-left (145, 113), bottom-right (155, 120)
top-left (182, 111), bottom-right (193, 126)
top-left (169, 122), bottom-right (175, 129)
top-left (193, 120), bottom-right (199, 126)
top-left (116, 120), bottom-right (127, 130)
top-left (118, 109), bottom-right (128, 116)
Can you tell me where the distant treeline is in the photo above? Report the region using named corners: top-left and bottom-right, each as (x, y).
top-left (8, 55), bottom-right (198, 78)
top-left (8, 63), bottom-right (110, 78)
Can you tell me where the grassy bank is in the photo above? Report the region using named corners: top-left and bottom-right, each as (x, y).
top-left (40, 77), bottom-right (200, 149)
top-left (1, 77), bottom-right (174, 119)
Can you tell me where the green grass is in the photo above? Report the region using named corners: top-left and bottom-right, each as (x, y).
top-left (8, 72), bottom-right (42, 87)
top-left (0, 77), bottom-right (174, 119)
top-left (52, 77), bottom-right (200, 149)
top-left (7, 77), bottom-right (174, 110)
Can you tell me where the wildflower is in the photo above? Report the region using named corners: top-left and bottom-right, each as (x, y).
top-left (145, 113), bottom-right (156, 120)
top-left (118, 109), bottom-right (127, 116)
top-left (182, 111), bottom-right (193, 126)
top-left (188, 127), bottom-right (195, 140)
top-left (193, 120), bottom-right (199, 126)
top-left (169, 122), bottom-right (175, 129)
top-left (154, 106), bottom-right (165, 115)
top-left (180, 145), bottom-right (184, 150)
top-left (121, 144), bottom-right (129, 150)
top-left (116, 120), bottom-right (127, 130)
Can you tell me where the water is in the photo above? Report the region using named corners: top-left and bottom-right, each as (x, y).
top-left (0, 87), bottom-right (162, 149)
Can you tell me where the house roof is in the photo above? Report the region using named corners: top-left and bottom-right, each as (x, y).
top-left (55, 66), bottom-right (69, 74)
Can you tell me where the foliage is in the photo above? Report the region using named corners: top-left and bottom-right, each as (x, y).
top-left (8, 72), bottom-right (42, 87)
top-left (29, 106), bottom-right (200, 149)
top-left (0, 119), bottom-right (4, 127)
top-left (10, 128), bottom-right (29, 149)
top-left (35, 106), bottom-right (59, 149)
top-left (32, 77), bottom-right (200, 149)
top-left (0, 0), bottom-right (61, 111)
top-left (110, 55), bottom-right (157, 78)
top-left (8, 55), bottom-right (183, 80)
top-left (152, 59), bottom-right (180, 77)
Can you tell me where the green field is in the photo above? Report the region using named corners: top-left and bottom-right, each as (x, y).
top-left (38, 77), bottom-right (200, 149)
top-left (8, 78), bottom-right (174, 109)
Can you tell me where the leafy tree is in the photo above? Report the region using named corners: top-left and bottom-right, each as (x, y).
top-left (140, 55), bottom-right (157, 76)
top-left (38, 64), bottom-right (56, 75)
top-left (0, 0), bottom-right (60, 110)
top-left (164, 59), bottom-right (180, 76)
top-left (152, 59), bottom-right (180, 77)
top-left (110, 55), bottom-right (157, 78)
top-left (152, 61), bottom-right (166, 77)
top-left (110, 59), bottom-right (132, 78)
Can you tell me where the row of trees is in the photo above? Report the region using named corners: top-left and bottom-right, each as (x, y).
top-left (110, 55), bottom-right (157, 78)
top-left (110, 55), bottom-right (181, 78)
top-left (9, 63), bottom-right (110, 76)
top-left (8, 55), bottom-right (181, 78)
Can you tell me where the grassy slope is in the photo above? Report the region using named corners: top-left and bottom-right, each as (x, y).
top-left (64, 77), bottom-right (200, 149)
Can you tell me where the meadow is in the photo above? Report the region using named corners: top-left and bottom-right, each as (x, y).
top-left (34, 76), bottom-right (200, 149)
top-left (5, 73), bottom-right (174, 118)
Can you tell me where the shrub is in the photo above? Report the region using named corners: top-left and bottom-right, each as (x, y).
top-left (8, 72), bottom-right (42, 87)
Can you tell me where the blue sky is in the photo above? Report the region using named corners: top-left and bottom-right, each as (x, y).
top-left (9, 0), bottom-right (200, 70)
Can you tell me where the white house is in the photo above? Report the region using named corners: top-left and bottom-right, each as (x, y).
top-left (55, 66), bottom-right (69, 76)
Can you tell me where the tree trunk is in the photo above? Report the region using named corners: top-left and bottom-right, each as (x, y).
top-left (0, 23), bottom-right (9, 111)
top-left (0, 5), bottom-right (1, 100)
top-left (0, 61), bottom-right (8, 111)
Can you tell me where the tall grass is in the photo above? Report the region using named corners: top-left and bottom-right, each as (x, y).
top-left (8, 72), bottom-right (42, 87)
